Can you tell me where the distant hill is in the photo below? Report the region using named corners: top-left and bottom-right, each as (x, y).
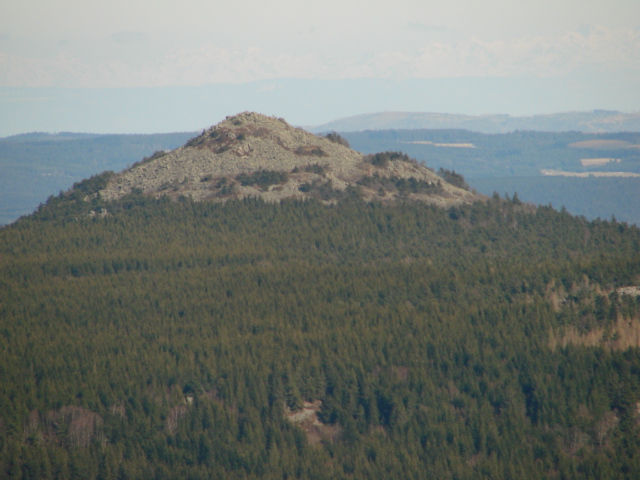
top-left (310, 110), bottom-right (640, 134)
top-left (0, 131), bottom-right (195, 225)
top-left (340, 128), bottom-right (640, 225)
top-left (341, 129), bottom-right (640, 179)
top-left (471, 176), bottom-right (640, 225)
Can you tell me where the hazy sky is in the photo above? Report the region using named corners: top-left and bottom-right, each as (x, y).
top-left (1, 0), bottom-right (639, 135)
top-left (2, 0), bottom-right (639, 88)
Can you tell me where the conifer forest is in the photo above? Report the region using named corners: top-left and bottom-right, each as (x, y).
top-left (1, 184), bottom-right (640, 479)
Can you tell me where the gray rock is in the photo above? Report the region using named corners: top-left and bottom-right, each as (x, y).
top-left (100, 112), bottom-right (479, 206)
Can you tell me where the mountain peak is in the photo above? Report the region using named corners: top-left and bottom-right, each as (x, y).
top-left (99, 112), bottom-right (478, 206)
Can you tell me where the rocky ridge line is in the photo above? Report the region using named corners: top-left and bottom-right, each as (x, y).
top-left (99, 112), bottom-right (479, 206)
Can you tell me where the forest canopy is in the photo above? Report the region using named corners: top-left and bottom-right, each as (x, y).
top-left (1, 192), bottom-right (640, 479)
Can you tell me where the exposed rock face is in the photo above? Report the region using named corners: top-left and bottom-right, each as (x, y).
top-left (100, 111), bottom-right (479, 206)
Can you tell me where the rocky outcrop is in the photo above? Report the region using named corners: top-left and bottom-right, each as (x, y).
top-left (99, 111), bottom-right (479, 206)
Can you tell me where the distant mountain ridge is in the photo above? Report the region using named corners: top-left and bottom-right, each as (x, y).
top-left (0, 130), bottom-right (195, 226)
top-left (309, 110), bottom-right (640, 134)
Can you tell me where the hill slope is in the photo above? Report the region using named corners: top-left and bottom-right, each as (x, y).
top-left (99, 112), bottom-right (477, 207)
top-left (2, 114), bottom-right (640, 479)
top-left (3, 193), bottom-right (640, 479)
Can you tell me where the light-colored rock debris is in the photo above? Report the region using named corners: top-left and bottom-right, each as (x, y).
top-left (99, 111), bottom-right (479, 206)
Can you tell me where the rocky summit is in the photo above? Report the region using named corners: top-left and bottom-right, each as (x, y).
top-left (99, 111), bottom-right (478, 206)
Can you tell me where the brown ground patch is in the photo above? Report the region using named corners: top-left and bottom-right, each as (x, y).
top-left (285, 400), bottom-right (341, 445)
top-left (549, 317), bottom-right (640, 350)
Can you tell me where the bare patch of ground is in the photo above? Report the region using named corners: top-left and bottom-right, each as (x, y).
top-left (402, 141), bottom-right (475, 148)
top-left (284, 400), bottom-right (341, 445)
top-left (617, 286), bottom-right (640, 296)
top-left (569, 140), bottom-right (640, 150)
top-left (547, 280), bottom-right (640, 350)
top-left (579, 158), bottom-right (621, 167)
top-left (541, 169), bottom-right (640, 178)
top-left (550, 317), bottom-right (640, 351)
